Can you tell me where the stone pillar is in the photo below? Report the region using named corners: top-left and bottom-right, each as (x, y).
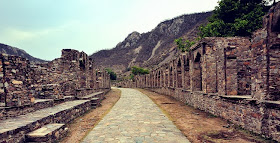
top-left (251, 3), bottom-right (280, 100)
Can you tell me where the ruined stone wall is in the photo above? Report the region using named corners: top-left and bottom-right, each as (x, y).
top-left (89, 58), bottom-right (97, 90)
top-left (132, 3), bottom-right (280, 142)
top-left (0, 54), bottom-right (34, 107)
top-left (0, 49), bottom-right (111, 107)
top-left (96, 70), bottom-right (111, 90)
top-left (0, 55), bottom-right (5, 106)
top-left (116, 80), bottom-right (136, 88)
top-left (59, 49), bottom-right (81, 97)
top-left (265, 3), bottom-right (280, 101)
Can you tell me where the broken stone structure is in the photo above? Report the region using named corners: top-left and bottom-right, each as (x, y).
top-left (0, 49), bottom-right (110, 116)
top-left (0, 49), bottom-right (111, 142)
top-left (124, 3), bottom-right (280, 142)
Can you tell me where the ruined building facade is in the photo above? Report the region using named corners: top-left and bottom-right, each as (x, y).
top-left (133, 4), bottom-right (280, 142)
top-left (0, 49), bottom-right (110, 108)
top-left (0, 49), bottom-right (111, 142)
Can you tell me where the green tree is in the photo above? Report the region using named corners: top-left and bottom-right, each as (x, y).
top-left (199, 0), bottom-right (271, 37)
top-left (131, 66), bottom-right (149, 75)
top-left (105, 68), bottom-right (117, 80)
top-left (174, 38), bottom-right (195, 52)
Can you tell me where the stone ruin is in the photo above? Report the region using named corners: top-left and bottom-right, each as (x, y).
top-left (0, 49), bottom-right (111, 142)
top-left (0, 49), bottom-right (110, 118)
top-left (120, 3), bottom-right (280, 142)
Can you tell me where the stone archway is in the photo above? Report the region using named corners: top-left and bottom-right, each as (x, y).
top-left (177, 59), bottom-right (183, 88)
top-left (165, 66), bottom-right (169, 87)
top-left (193, 52), bottom-right (202, 91)
top-left (158, 70), bottom-right (161, 87)
top-left (184, 57), bottom-right (190, 89)
top-left (169, 66), bottom-right (173, 87)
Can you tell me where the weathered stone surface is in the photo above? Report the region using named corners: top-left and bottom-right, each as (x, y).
top-left (0, 49), bottom-right (111, 108)
top-left (120, 3), bottom-right (280, 142)
top-left (0, 100), bottom-right (92, 143)
top-left (26, 123), bottom-right (67, 143)
top-left (82, 88), bottom-right (190, 143)
top-left (0, 49), bottom-right (111, 142)
top-left (11, 80), bottom-right (23, 85)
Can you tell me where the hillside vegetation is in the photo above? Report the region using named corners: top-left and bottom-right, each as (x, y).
top-left (90, 12), bottom-right (212, 74)
top-left (199, 0), bottom-right (272, 37)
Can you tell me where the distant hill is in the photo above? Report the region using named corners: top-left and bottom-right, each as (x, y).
top-left (0, 43), bottom-right (45, 63)
top-left (90, 12), bottom-right (212, 74)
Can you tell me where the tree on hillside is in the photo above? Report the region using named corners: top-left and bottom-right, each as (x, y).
top-left (131, 66), bottom-right (149, 75)
top-left (105, 68), bottom-right (117, 80)
top-left (199, 0), bottom-right (272, 37)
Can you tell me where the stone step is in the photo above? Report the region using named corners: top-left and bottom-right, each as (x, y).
top-left (0, 100), bottom-right (91, 143)
top-left (63, 96), bottom-right (75, 101)
top-left (91, 97), bottom-right (99, 102)
top-left (0, 98), bottom-right (54, 121)
top-left (91, 98), bottom-right (100, 108)
top-left (26, 123), bottom-right (68, 143)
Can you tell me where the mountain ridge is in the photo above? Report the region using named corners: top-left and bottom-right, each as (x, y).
top-left (0, 43), bottom-right (45, 63)
top-left (90, 11), bottom-right (212, 74)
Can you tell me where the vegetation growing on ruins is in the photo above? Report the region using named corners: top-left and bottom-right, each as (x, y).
top-left (174, 38), bottom-right (196, 52)
top-left (105, 68), bottom-right (117, 80)
top-left (127, 66), bottom-right (150, 81)
top-left (199, 0), bottom-right (272, 37)
top-left (131, 66), bottom-right (149, 75)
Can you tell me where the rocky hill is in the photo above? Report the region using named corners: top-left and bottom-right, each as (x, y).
top-left (0, 43), bottom-right (45, 63)
top-left (90, 12), bottom-right (212, 74)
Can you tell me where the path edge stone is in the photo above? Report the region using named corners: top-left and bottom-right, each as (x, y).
top-left (136, 88), bottom-right (190, 140)
top-left (80, 88), bottom-right (122, 141)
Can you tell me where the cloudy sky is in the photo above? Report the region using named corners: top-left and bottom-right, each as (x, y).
top-left (0, 0), bottom-right (219, 60)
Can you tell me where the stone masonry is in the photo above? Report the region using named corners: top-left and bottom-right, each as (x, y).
top-left (0, 49), bottom-right (111, 142)
top-left (120, 3), bottom-right (280, 142)
top-left (0, 49), bottom-right (110, 114)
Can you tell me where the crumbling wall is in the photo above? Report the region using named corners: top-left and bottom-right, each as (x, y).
top-left (0, 55), bottom-right (5, 106)
top-left (0, 49), bottom-right (111, 107)
top-left (130, 3), bottom-right (280, 142)
top-left (60, 49), bottom-right (80, 97)
top-left (0, 54), bottom-right (34, 107)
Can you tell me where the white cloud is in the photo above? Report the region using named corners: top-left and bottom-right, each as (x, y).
top-left (0, 0), bottom-right (220, 60)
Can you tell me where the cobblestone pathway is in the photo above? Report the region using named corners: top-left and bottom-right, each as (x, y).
top-left (82, 88), bottom-right (190, 143)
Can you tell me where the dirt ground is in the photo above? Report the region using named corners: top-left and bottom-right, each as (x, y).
top-left (138, 89), bottom-right (276, 143)
top-left (60, 88), bottom-right (121, 143)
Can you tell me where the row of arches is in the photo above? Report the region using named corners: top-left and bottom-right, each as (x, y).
top-left (136, 52), bottom-right (202, 92)
top-left (135, 38), bottom-right (254, 97)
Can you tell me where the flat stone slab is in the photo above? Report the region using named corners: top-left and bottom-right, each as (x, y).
top-left (220, 95), bottom-right (252, 99)
top-left (82, 88), bottom-right (190, 143)
top-left (63, 96), bottom-right (75, 100)
top-left (34, 98), bottom-right (54, 103)
top-left (26, 123), bottom-right (68, 142)
top-left (27, 123), bottom-right (65, 137)
top-left (0, 100), bottom-right (89, 135)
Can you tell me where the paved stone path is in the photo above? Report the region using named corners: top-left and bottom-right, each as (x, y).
top-left (82, 88), bottom-right (190, 143)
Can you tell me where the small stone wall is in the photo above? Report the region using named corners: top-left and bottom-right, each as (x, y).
top-left (148, 87), bottom-right (280, 141)
top-left (0, 100), bottom-right (92, 143)
top-left (0, 99), bottom-right (54, 120)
